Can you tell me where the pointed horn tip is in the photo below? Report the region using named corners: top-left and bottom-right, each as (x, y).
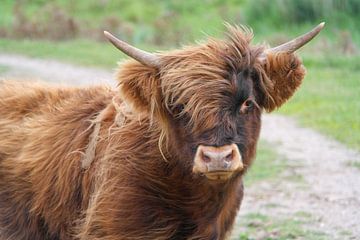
top-left (103, 31), bottom-right (113, 40)
top-left (103, 31), bottom-right (122, 44)
top-left (102, 30), bottom-right (161, 68)
top-left (315, 22), bottom-right (325, 32)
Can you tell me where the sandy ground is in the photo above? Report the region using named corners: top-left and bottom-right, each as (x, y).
top-left (1, 54), bottom-right (359, 239)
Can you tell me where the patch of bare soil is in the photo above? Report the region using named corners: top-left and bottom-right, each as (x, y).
top-left (1, 54), bottom-right (359, 239)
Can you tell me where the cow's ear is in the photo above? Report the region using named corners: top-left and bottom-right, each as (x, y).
top-left (116, 60), bottom-right (163, 115)
top-left (261, 52), bottom-right (306, 112)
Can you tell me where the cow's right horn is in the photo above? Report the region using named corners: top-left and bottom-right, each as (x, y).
top-left (104, 31), bottom-right (161, 68)
top-left (259, 22), bottom-right (325, 62)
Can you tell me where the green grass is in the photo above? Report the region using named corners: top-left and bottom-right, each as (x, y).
top-left (0, 65), bottom-right (9, 74)
top-left (236, 212), bottom-right (328, 240)
top-left (0, 38), bottom-right (120, 68)
top-left (245, 141), bottom-right (287, 186)
top-left (347, 161), bottom-right (360, 170)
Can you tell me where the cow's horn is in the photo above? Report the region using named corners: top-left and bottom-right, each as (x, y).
top-left (260, 22), bottom-right (325, 62)
top-left (104, 31), bottom-right (161, 68)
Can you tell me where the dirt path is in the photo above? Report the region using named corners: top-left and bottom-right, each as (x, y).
top-left (0, 53), bottom-right (115, 86)
top-left (1, 54), bottom-right (359, 239)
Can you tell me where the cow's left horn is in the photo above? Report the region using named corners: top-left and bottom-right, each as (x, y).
top-left (260, 22), bottom-right (325, 62)
top-left (104, 31), bottom-right (161, 68)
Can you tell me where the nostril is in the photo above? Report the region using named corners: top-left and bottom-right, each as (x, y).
top-left (224, 150), bottom-right (233, 162)
top-left (201, 152), bottom-right (211, 163)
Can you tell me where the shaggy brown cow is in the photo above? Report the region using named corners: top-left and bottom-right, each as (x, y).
top-left (0, 23), bottom-right (324, 240)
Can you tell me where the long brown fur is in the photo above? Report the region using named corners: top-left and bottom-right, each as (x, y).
top-left (0, 25), bottom-right (305, 240)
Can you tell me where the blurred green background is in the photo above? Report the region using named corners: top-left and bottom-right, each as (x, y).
top-left (0, 1), bottom-right (359, 239)
top-left (1, 0), bottom-right (360, 46)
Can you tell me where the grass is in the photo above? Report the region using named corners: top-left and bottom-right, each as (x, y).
top-left (235, 212), bottom-right (328, 240)
top-left (347, 161), bottom-right (360, 170)
top-left (0, 38), bottom-right (120, 68)
top-left (0, 65), bottom-right (9, 74)
top-left (245, 141), bottom-right (287, 186)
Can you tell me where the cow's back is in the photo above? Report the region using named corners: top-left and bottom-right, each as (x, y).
top-left (0, 80), bottom-right (113, 239)
top-left (0, 81), bottom-right (71, 157)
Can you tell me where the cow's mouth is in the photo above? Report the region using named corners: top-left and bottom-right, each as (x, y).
top-left (204, 171), bottom-right (233, 181)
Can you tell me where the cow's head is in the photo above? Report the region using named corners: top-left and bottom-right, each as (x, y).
top-left (105, 23), bottom-right (324, 182)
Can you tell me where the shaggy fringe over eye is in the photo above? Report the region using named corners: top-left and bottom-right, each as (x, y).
top-left (159, 24), bottom-right (265, 134)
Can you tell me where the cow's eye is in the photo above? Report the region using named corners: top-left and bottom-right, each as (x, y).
top-left (239, 99), bottom-right (254, 114)
top-left (173, 104), bottom-right (185, 116)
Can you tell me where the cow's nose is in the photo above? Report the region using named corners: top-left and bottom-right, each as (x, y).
top-left (193, 144), bottom-right (243, 179)
top-left (202, 146), bottom-right (233, 165)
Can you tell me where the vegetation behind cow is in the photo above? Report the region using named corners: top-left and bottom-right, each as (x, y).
top-left (0, 0), bottom-right (359, 46)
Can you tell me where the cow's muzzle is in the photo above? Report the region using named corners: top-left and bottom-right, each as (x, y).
top-left (192, 144), bottom-right (243, 181)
